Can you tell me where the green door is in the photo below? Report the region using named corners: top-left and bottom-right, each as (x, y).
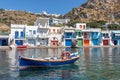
top-left (77, 39), bottom-right (83, 46)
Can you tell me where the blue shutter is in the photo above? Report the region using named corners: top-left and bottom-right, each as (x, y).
top-left (21, 31), bottom-right (24, 38)
top-left (15, 31), bottom-right (19, 38)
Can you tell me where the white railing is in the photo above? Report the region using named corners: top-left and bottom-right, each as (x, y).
top-left (38, 34), bottom-right (49, 38)
top-left (26, 35), bottom-right (37, 38)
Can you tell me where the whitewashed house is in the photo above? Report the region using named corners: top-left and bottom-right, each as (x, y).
top-left (35, 17), bottom-right (50, 46)
top-left (48, 27), bottom-right (63, 46)
top-left (10, 24), bottom-right (26, 46)
top-left (49, 18), bottom-right (70, 26)
top-left (101, 31), bottom-right (111, 46)
top-left (75, 23), bottom-right (86, 30)
top-left (75, 23), bottom-right (86, 47)
top-left (25, 25), bottom-right (38, 46)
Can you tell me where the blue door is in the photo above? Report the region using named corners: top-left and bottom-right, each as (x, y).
top-left (65, 39), bottom-right (72, 46)
top-left (15, 31), bottom-right (19, 38)
top-left (92, 39), bottom-right (98, 45)
top-left (15, 40), bottom-right (23, 45)
top-left (21, 31), bottom-right (24, 38)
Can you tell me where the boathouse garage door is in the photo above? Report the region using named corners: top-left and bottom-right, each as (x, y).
top-left (113, 40), bottom-right (118, 45)
top-left (103, 40), bottom-right (109, 45)
top-left (27, 39), bottom-right (35, 46)
top-left (0, 38), bottom-right (8, 46)
top-left (92, 39), bottom-right (99, 45)
top-left (77, 39), bottom-right (83, 46)
top-left (84, 40), bottom-right (90, 46)
top-left (65, 39), bottom-right (72, 46)
top-left (15, 40), bottom-right (23, 45)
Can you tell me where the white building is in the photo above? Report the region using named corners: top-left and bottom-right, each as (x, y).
top-left (25, 25), bottom-right (38, 46)
top-left (10, 24), bottom-right (26, 46)
top-left (75, 23), bottom-right (86, 30)
top-left (49, 18), bottom-right (70, 26)
top-left (48, 27), bottom-right (63, 46)
top-left (35, 17), bottom-right (50, 46)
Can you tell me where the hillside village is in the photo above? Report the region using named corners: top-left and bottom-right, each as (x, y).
top-left (0, 17), bottom-right (120, 48)
top-left (0, 0), bottom-right (120, 32)
top-left (0, 0), bottom-right (120, 48)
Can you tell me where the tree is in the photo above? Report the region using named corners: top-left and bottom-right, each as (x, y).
top-left (87, 20), bottom-right (106, 30)
top-left (107, 24), bottom-right (120, 30)
top-left (67, 19), bottom-right (80, 27)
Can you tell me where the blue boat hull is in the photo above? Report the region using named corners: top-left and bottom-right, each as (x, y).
top-left (19, 56), bottom-right (79, 68)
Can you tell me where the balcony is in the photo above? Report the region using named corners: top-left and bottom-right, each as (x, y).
top-left (38, 34), bottom-right (49, 38)
top-left (26, 35), bottom-right (37, 38)
top-left (84, 35), bottom-right (90, 39)
top-left (64, 35), bottom-right (76, 38)
top-left (14, 36), bottom-right (25, 39)
top-left (91, 35), bottom-right (99, 39)
top-left (76, 35), bottom-right (83, 38)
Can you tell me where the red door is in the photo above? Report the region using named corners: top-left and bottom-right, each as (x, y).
top-left (103, 40), bottom-right (108, 45)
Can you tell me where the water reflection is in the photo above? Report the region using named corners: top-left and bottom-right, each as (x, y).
top-left (91, 48), bottom-right (102, 62)
top-left (7, 47), bottom-right (18, 69)
top-left (112, 47), bottom-right (120, 67)
top-left (83, 47), bottom-right (90, 64)
top-left (0, 47), bottom-right (120, 79)
top-left (19, 64), bottom-right (79, 80)
top-left (0, 50), bottom-right (9, 74)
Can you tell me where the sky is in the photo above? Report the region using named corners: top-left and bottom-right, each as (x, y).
top-left (0, 0), bottom-right (87, 15)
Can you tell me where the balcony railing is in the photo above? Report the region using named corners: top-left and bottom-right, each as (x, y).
top-left (26, 35), bottom-right (37, 38)
top-left (84, 35), bottom-right (90, 39)
top-left (64, 36), bottom-right (76, 38)
top-left (38, 34), bottom-right (49, 38)
top-left (15, 36), bottom-right (25, 39)
top-left (76, 35), bottom-right (83, 38)
top-left (91, 35), bottom-right (99, 39)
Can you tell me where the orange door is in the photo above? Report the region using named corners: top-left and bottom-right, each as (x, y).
top-left (84, 40), bottom-right (90, 46)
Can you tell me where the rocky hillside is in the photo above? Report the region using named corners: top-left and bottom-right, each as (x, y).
top-left (0, 9), bottom-right (61, 32)
top-left (64, 0), bottom-right (120, 23)
top-left (0, 0), bottom-right (120, 32)
top-left (0, 23), bottom-right (10, 33)
top-left (0, 9), bottom-right (41, 26)
top-left (0, 9), bottom-right (41, 32)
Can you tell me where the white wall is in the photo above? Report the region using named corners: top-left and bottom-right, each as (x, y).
top-left (25, 26), bottom-right (38, 37)
top-left (10, 24), bottom-right (26, 38)
top-left (76, 23), bottom-right (86, 30)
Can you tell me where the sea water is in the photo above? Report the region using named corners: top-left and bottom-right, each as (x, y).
top-left (0, 47), bottom-right (120, 80)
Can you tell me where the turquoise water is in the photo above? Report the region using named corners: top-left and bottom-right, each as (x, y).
top-left (0, 47), bottom-right (120, 80)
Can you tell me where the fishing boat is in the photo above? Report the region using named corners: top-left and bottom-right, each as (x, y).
top-left (17, 45), bottom-right (27, 49)
top-left (19, 51), bottom-right (80, 69)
